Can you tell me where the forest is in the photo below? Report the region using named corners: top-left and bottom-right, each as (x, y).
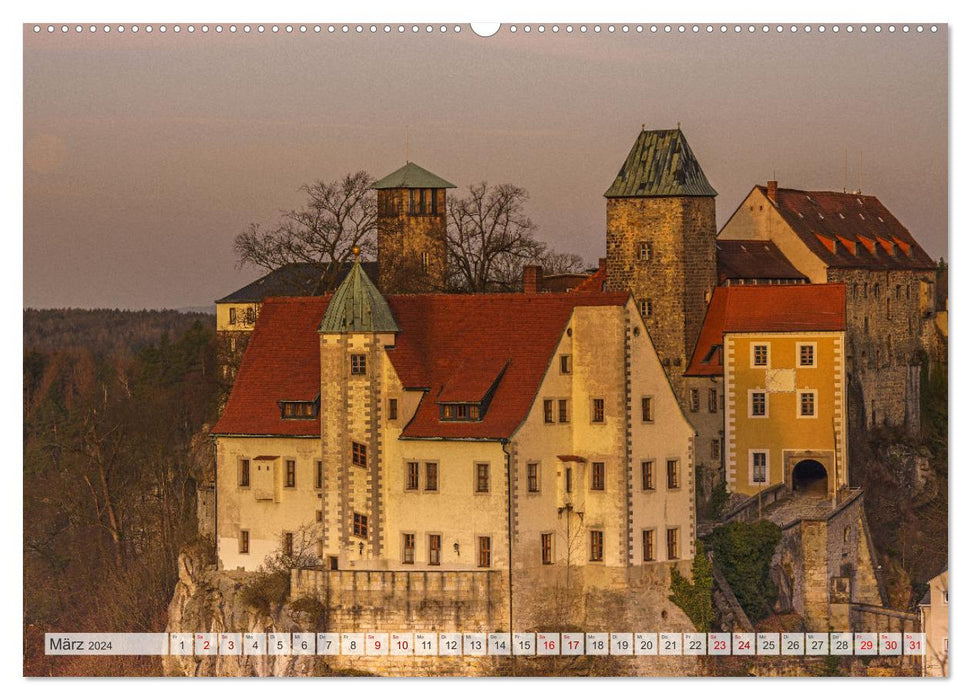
top-left (23, 309), bottom-right (220, 675)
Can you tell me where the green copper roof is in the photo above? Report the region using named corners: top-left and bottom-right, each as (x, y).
top-left (372, 162), bottom-right (457, 190)
top-left (604, 128), bottom-right (718, 198)
top-left (319, 259), bottom-right (399, 334)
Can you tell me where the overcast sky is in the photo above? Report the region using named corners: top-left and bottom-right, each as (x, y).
top-left (23, 25), bottom-right (947, 310)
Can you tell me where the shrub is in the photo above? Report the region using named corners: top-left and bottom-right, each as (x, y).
top-left (239, 570), bottom-right (290, 614)
top-left (669, 542), bottom-right (715, 631)
top-left (706, 520), bottom-right (781, 622)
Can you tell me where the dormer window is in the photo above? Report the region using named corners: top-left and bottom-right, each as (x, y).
top-left (440, 403), bottom-right (482, 421)
top-left (280, 398), bottom-right (319, 419)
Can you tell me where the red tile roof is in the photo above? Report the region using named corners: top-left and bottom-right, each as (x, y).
top-left (685, 284), bottom-right (846, 377)
top-left (387, 292), bottom-right (628, 439)
top-left (213, 296), bottom-right (331, 436)
top-left (213, 291), bottom-right (630, 440)
top-left (759, 186), bottom-right (936, 271)
top-left (571, 262), bottom-right (607, 293)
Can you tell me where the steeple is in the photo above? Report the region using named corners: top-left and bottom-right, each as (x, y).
top-left (319, 252), bottom-right (399, 333)
top-left (604, 127), bottom-right (717, 198)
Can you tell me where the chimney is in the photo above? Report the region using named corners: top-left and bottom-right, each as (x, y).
top-left (523, 265), bottom-right (543, 294)
top-left (598, 257), bottom-right (607, 271)
top-left (767, 180), bottom-right (778, 204)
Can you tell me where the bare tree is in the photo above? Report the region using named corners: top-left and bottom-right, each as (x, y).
top-left (234, 171), bottom-right (377, 293)
top-left (538, 250), bottom-right (587, 277)
top-left (446, 182), bottom-right (547, 292)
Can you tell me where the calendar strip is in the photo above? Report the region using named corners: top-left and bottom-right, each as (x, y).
top-left (45, 632), bottom-right (926, 657)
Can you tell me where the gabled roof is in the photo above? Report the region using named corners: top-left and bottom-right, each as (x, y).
top-left (717, 240), bottom-right (808, 284)
top-left (758, 186), bottom-right (936, 271)
top-left (319, 259), bottom-right (400, 333)
top-left (213, 291), bottom-right (630, 439)
top-left (213, 296), bottom-right (331, 436)
top-left (605, 128), bottom-right (717, 198)
top-left (216, 261), bottom-right (379, 303)
top-left (685, 284), bottom-right (846, 376)
top-left (372, 162), bottom-right (456, 190)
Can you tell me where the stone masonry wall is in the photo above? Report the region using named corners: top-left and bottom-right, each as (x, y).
top-left (605, 196), bottom-right (717, 404)
top-left (828, 267), bottom-right (935, 432)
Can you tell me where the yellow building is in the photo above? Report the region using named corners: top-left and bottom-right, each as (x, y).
top-left (212, 260), bottom-right (696, 575)
top-left (686, 284), bottom-right (848, 498)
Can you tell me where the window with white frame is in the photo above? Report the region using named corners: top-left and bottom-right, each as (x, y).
top-left (799, 391), bottom-right (817, 418)
top-left (798, 343), bottom-right (816, 367)
top-left (752, 343), bottom-right (769, 367)
top-left (751, 451), bottom-right (768, 484)
top-left (749, 390), bottom-right (767, 417)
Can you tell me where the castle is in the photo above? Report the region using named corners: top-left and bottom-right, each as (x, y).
top-left (208, 127), bottom-right (944, 584)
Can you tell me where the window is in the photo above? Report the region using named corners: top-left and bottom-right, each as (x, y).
top-left (316, 510), bottom-right (322, 522)
top-left (943, 589), bottom-right (949, 605)
top-left (666, 528), bottom-right (679, 560)
top-left (750, 391), bottom-right (767, 417)
top-left (245, 307), bottom-right (256, 325)
top-left (641, 460), bottom-right (655, 490)
top-left (441, 403), bottom-right (473, 420)
top-left (405, 462), bottom-right (420, 491)
top-left (541, 533), bottom-right (553, 565)
top-left (239, 530), bottom-right (249, 554)
top-left (591, 462), bottom-right (605, 491)
top-left (283, 532), bottom-right (294, 557)
top-left (711, 439), bottom-right (721, 461)
top-left (638, 241), bottom-right (652, 261)
top-left (388, 398), bottom-right (398, 421)
top-left (642, 529), bottom-right (656, 562)
top-left (560, 354), bottom-right (572, 374)
top-left (420, 251), bottom-right (429, 272)
top-left (350, 354), bottom-right (367, 375)
top-left (641, 396), bottom-right (654, 423)
top-left (229, 307), bottom-right (238, 324)
top-left (565, 467), bottom-right (573, 494)
top-left (592, 398), bottom-right (605, 423)
top-left (708, 388), bottom-right (718, 413)
top-left (752, 343), bottom-right (769, 367)
top-left (799, 343), bottom-right (816, 367)
top-left (666, 459), bottom-right (680, 489)
top-left (478, 536), bottom-right (492, 568)
top-left (428, 534), bottom-right (441, 566)
top-left (402, 533), bottom-right (415, 564)
top-left (353, 513), bottom-right (368, 538)
top-left (285, 459), bottom-right (296, 488)
top-left (799, 391), bottom-right (816, 417)
top-left (352, 442), bottom-right (367, 467)
top-left (527, 462), bottom-right (540, 493)
top-left (640, 299), bottom-right (653, 318)
top-left (590, 530), bottom-right (604, 562)
top-left (543, 399), bottom-right (554, 424)
top-left (425, 462), bottom-right (438, 492)
top-left (239, 459), bottom-right (250, 487)
top-left (315, 460), bottom-right (323, 490)
top-left (281, 401), bottom-right (317, 419)
top-left (475, 463), bottom-right (490, 493)
top-left (558, 399), bottom-right (569, 423)
top-left (751, 451), bottom-right (768, 484)
top-left (689, 389), bottom-right (700, 413)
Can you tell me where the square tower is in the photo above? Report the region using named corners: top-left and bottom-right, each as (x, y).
top-left (373, 162), bottom-right (456, 293)
top-left (604, 127), bottom-right (717, 402)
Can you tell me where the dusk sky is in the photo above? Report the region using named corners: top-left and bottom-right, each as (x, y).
top-left (23, 25), bottom-right (947, 310)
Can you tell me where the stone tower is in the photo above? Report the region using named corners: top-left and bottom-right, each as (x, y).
top-left (373, 162), bottom-right (456, 293)
top-left (604, 127), bottom-right (718, 402)
top-left (318, 256), bottom-right (399, 567)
